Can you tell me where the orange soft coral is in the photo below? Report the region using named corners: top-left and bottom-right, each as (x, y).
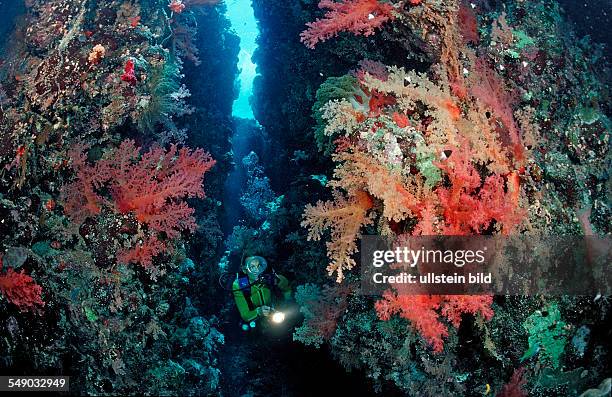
top-left (330, 150), bottom-right (425, 221)
top-left (88, 44), bottom-right (106, 65)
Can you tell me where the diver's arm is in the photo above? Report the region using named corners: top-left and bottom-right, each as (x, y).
top-left (232, 281), bottom-right (258, 322)
top-left (275, 274), bottom-right (292, 300)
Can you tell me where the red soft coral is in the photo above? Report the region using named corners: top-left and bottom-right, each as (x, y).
top-left (435, 140), bottom-right (524, 235)
top-left (64, 140), bottom-right (214, 234)
top-left (62, 140), bottom-right (215, 267)
top-left (368, 89), bottom-right (396, 114)
top-left (0, 257), bottom-right (45, 313)
top-left (61, 143), bottom-right (109, 223)
top-left (375, 292), bottom-right (493, 352)
top-left (300, 0), bottom-right (396, 49)
top-left (441, 295), bottom-right (494, 327)
top-left (120, 59), bottom-right (137, 85)
top-left (458, 0), bottom-right (479, 44)
top-left (107, 141), bottom-right (214, 237)
top-left (303, 283), bottom-right (353, 341)
top-left (376, 293), bottom-right (449, 352)
top-left (497, 367), bottom-right (528, 397)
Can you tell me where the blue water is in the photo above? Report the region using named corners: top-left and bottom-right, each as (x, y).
top-left (222, 0), bottom-right (262, 235)
top-left (225, 0), bottom-right (259, 119)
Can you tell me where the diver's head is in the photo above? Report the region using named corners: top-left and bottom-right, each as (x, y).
top-left (243, 256), bottom-right (267, 279)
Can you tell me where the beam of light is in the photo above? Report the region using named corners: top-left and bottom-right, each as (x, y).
top-left (272, 311), bottom-right (286, 324)
top-left (225, 0), bottom-right (259, 119)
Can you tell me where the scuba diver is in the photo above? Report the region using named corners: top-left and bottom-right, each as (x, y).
top-left (231, 255), bottom-right (292, 331)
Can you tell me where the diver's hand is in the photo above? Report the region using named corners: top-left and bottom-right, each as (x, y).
top-left (257, 306), bottom-right (272, 317)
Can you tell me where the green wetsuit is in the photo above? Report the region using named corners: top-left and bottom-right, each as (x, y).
top-left (232, 273), bottom-right (292, 322)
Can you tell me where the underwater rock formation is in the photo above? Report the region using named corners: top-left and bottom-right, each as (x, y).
top-left (0, 1), bottom-right (232, 394)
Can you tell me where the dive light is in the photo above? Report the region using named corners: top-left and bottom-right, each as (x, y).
top-left (271, 310), bottom-right (286, 324)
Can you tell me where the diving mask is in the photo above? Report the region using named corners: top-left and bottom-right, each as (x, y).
top-left (244, 256), bottom-right (268, 278)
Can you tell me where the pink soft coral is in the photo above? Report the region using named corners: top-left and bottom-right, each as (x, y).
top-left (169, 0), bottom-right (186, 13)
top-left (0, 257), bottom-right (45, 313)
top-left (300, 0), bottom-right (396, 49)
